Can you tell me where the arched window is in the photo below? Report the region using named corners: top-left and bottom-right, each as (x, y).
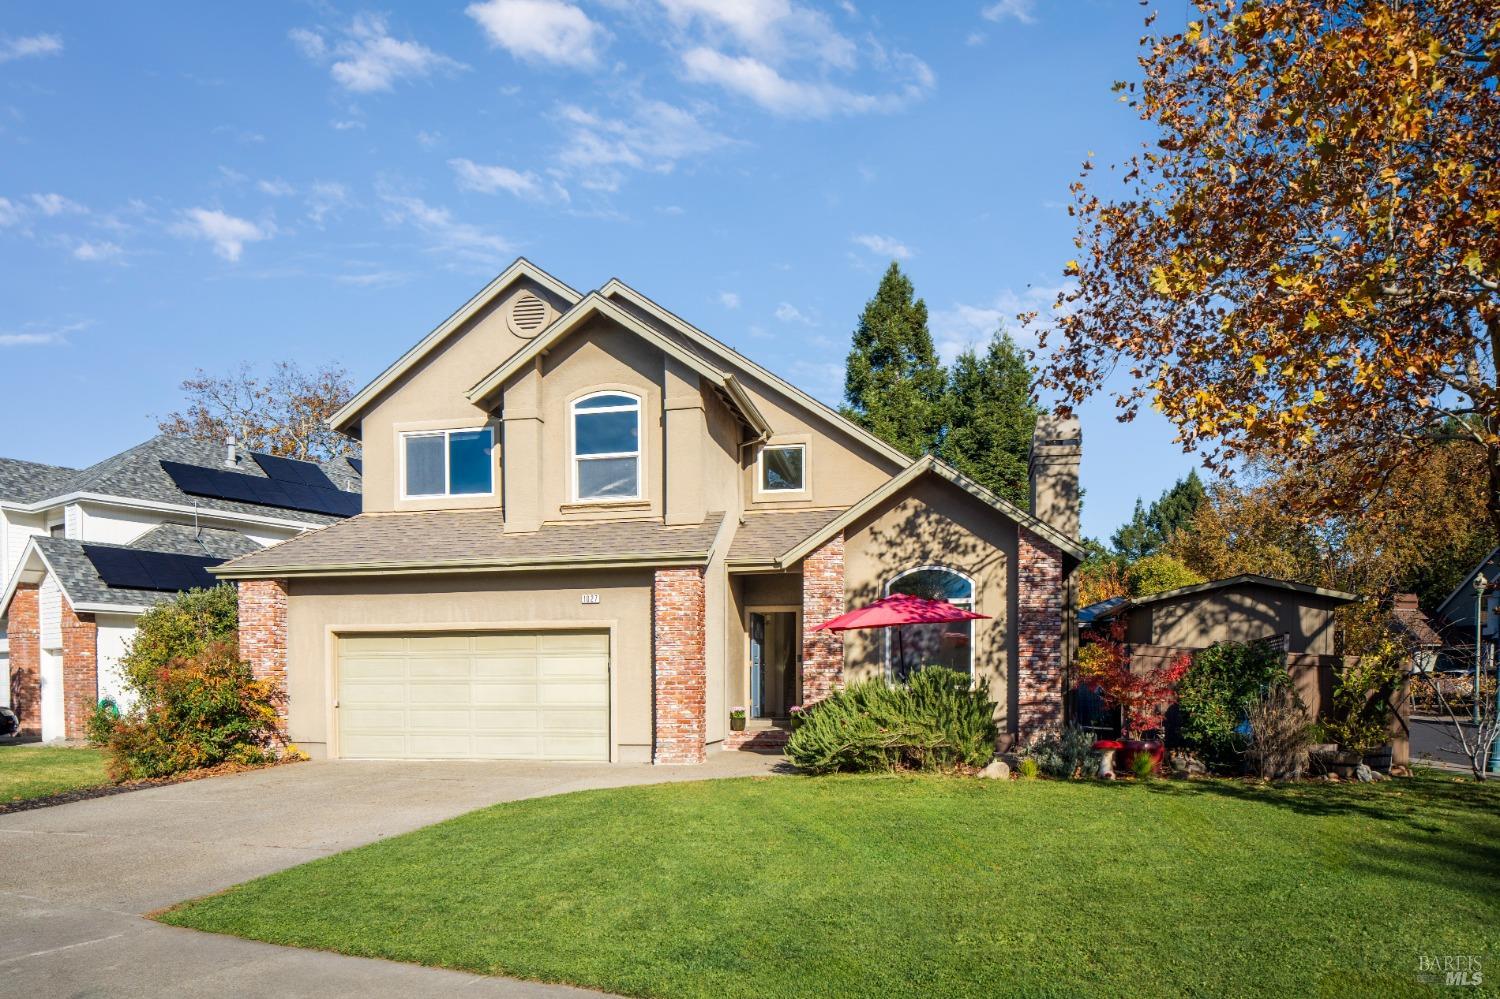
top-left (571, 391), bottom-right (641, 501)
top-left (884, 566), bottom-right (975, 681)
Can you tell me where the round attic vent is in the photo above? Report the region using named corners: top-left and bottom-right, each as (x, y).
top-left (506, 291), bottom-right (550, 338)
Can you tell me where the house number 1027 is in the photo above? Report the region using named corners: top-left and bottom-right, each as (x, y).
top-left (580, 593), bottom-right (600, 605)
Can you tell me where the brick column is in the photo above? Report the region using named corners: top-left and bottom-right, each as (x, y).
top-left (8, 583), bottom-right (40, 737)
top-left (1016, 528), bottom-right (1065, 740)
top-left (653, 567), bottom-right (706, 764)
top-left (60, 600), bottom-right (97, 741)
top-left (238, 579), bottom-right (289, 732)
top-left (800, 533), bottom-right (845, 704)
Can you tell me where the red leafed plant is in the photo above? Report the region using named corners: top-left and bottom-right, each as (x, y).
top-left (1076, 619), bottom-right (1191, 737)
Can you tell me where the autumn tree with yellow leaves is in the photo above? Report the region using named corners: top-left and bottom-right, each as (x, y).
top-left (1036, 1), bottom-right (1500, 532)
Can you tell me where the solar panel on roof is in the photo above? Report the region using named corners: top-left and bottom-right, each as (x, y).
top-left (347, 457), bottom-right (363, 474)
top-left (83, 545), bottom-right (223, 592)
top-left (160, 460), bottom-right (360, 518)
top-left (252, 452), bottom-right (337, 489)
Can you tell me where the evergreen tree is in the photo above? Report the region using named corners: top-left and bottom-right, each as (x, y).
top-left (842, 262), bottom-right (945, 458)
top-left (1111, 471), bottom-right (1208, 560)
top-left (939, 330), bottom-right (1038, 507)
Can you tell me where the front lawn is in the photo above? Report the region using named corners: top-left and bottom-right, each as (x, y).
top-left (0, 744), bottom-right (110, 804)
top-left (161, 773), bottom-right (1500, 998)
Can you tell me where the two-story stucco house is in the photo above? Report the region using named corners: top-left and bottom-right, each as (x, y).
top-left (216, 258), bottom-right (1085, 764)
top-left (0, 436), bottom-right (360, 741)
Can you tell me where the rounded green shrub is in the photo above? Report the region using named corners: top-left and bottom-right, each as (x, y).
top-left (1176, 641), bottom-right (1287, 767)
top-left (784, 667), bottom-right (998, 774)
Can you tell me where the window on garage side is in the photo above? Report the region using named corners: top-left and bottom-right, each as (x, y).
top-left (402, 427), bottom-right (494, 498)
top-left (572, 392), bottom-right (641, 501)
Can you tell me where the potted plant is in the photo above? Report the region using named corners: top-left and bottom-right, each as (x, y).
top-left (730, 707), bottom-right (747, 732)
top-left (788, 704), bottom-right (805, 730)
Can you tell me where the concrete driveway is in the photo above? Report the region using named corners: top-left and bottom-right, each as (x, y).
top-left (0, 752), bottom-right (780, 997)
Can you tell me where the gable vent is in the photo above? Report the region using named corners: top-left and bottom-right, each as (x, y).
top-left (506, 291), bottom-right (550, 338)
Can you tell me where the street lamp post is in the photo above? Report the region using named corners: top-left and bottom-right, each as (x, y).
top-left (1475, 574), bottom-right (1486, 727)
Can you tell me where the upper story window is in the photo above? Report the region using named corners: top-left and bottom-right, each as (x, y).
top-left (759, 443), bottom-right (806, 493)
top-left (572, 392), bottom-right (641, 501)
top-left (402, 427), bottom-right (494, 498)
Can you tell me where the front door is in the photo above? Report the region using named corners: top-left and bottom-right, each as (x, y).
top-left (748, 610), bottom-right (798, 719)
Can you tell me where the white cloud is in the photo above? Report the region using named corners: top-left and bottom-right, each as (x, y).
top-left (331, 119), bottom-right (366, 131)
top-left (30, 192), bottom-right (86, 216)
top-left (306, 181), bottom-right (350, 225)
top-left (0, 196), bottom-right (23, 226)
top-left (0, 321), bottom-right (85, 347)
top-left (0, 33), bottom-right (63, 63)
top-left (717, 291), bottom-right (740, 309)
top-left (774, 302), bottom-right (813, 324)
top-left (555, 98), bottom-right (732, 191)
top-left (72, 240), bottom-right (122, 261)
top-left (257, 178), bottom-right (295, 197)
top-left (377, 187), bottom-right (511, 265)
top-left (467, 0), bottom-right (608, 70)
top-left (982, 0), bottom-right (1036, 24)
top-left (449, 158), bottom-right (550, 200)
top-left (290, 14), bottom-right (465, 94)
top-left (851, 233), bottom-right (911, 260)
top-left (335, 269), bottom-right (408, 287)
top-left (929, 283), bottom-right (1069, 363)
top-left (680, 46), bottom-right (931, 118)
top-left (658, 0), bottom-right (855, 68)
top-left (174, 208), bottom-right (272, 262)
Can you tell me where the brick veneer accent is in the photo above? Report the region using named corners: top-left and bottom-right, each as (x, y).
top-left (238, 579), bottom-right (289, 732)
top-left (8, 583), bottom-right (40, 737)
top-left (61, 599), bottom-right (97, 741)
top-left (801, 533), bottom-right (846, 704)
top-left (1016, 528), bottom-right (1065, 740)
top-left (652, 567), bottom-right (706, 765)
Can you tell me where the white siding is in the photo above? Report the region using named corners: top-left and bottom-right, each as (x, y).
top-left (96, 613), bottom-right (139, 712)
top-left (40, 573), bottom-right (62, 650)
top-left (64, 503), bottom-right (83, 539)
top-left (77, 503), bottom-right (175, 545)
top-left (4, 511), bottom-right (45, 591)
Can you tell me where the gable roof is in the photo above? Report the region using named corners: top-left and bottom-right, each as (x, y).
top-left (330, 258), bottom-right (582, 434)
top-left (0, 436), bottom-right (358, 527)
top-left (211, 509), bottom-right (724, 578)
top-left (1436, 545), bottom-right (1500, 620)
top-left (465, 291), bottom-right (772, 439)
top-left (600, 279), bottom-right (911, 471)
top-left (1080, 574), bottom-right (1360, 624)
top-left (0, 457), bottom-right (78, 504)
top-left (728, 455), bottom-right (1087, 569)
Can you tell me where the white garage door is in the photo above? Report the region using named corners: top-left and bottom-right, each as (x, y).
top-left (337, 631), bottom-right (610, 761)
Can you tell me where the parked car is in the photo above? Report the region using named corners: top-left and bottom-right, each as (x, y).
top-left (0, 705), bottom-right (18, 738)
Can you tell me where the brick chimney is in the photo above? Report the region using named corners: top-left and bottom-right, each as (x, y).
top-left (1393, 593), bottom-right (1420, 611)
top-left (1029, 413), bottom-right (1082, 539)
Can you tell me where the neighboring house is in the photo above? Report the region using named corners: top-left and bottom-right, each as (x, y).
top-left (215, 258), bottom-right (1086, 765)
top-left (1434, 546), bottom-right (1500, 662)
top-left (0, 436), bottom-right (361, 741)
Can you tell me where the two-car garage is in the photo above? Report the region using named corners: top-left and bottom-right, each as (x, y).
top-left (336, 630), bottom-right (611, 761)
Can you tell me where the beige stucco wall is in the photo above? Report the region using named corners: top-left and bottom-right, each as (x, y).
top-left (357, 280), bottom-right (569, 514)
top-left (284, 569), bottom-right (654, 761)
top-left (842, 477), bottom-right (1019, 729)
top-left (1130, 584), bottom-right (1341, 655)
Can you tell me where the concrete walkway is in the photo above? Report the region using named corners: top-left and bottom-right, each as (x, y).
top-left (0, 751), bottom-right (782, 997)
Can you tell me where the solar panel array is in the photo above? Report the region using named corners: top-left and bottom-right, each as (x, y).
top-left (83, 544), bottom-right (224, 592)
top-left (347, 456), bottom-right (363, 474)
top-left (160, 458), bottom-right (361, 517)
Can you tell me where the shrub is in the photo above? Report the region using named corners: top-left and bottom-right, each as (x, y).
top-left (784, 667), bottom-right (998, 774)
top-left (1017, 757), bottom-right (1040, 780)
top-left (121, 585), bottom-right (239, 701)
top-left (105, 640), bottom-right (281, 781)
top-left (1246, 685), bottom-right (1313, 780)
top-left (1176, 641), bottom-right (1286, 767)
top-left (1077, 619), bottom-right (1190, 737)
top-left (1325, 636), bottom-right (1407, 755)
top-left (1131, 749), bottom-right (1157, 780)
top-left (86, 698), bottom-right (120, 747)
top-left (1022, 725), bottom-right (1100, 779)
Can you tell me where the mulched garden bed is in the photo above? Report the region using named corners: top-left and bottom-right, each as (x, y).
top-left (0, 756), bottom-right (304, 816)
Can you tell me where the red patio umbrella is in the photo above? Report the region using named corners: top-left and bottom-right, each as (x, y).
top-left (814, 594), bottom-right (990, 679)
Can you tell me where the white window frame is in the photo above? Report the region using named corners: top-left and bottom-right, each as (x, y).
top-left (757, 442), bottom-right (808, 494)
top-left (399, 426), bottom-right (495, 500)
top-left (570, 391), bottom-right (643, 503)
top-left (882, 565), bottom-right (977, 681)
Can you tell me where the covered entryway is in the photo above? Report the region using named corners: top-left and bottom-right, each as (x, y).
top-left (336, 630), bottom-right (610, 761)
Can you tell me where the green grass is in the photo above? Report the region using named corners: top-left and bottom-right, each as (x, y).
top-left (0, 744), bottom-right (110, 803)
top-left (160, 772), bottom-right (1500, 999)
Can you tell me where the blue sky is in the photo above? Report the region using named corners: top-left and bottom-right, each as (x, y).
top-left (0, 0), bottom-right (1204, 542)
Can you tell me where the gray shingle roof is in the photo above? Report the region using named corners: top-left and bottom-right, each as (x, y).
top-left (0, 435), bottom-right (361, 525)
top-left (32, 538), bottom-right (186, 611)
top-left (127, 523), bottom-right (262, 560)
top-left (727, 508), bottom-right (847, 563)
top-left (0, 457), bottom-right (78, 504)
top-left (216, 510), bottom-right (724, 575)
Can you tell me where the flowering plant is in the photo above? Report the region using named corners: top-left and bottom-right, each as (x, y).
top-left (729, 706), bottom-right (747, 719)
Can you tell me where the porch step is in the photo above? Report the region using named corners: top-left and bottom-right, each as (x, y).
top-left (725, 722), bottom-right (791, 751)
